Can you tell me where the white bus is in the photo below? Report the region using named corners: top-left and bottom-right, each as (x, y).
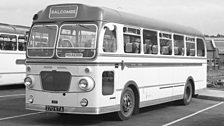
top-left (0, 23), bottom-right (29, 85)
top-left (23, 4), bottom-right (207, 120)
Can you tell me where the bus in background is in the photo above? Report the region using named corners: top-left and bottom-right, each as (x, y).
top-left (23, 4), bottom-right (207, 120)
top-left (0, 23), bottom-right (29, 85)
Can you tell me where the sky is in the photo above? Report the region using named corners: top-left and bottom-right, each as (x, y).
top-left (0, 0), bottom-right (224, 35)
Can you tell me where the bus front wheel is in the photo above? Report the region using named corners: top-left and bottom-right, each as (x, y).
top-left (180, 81), bottom-right (193, 105)
top-left (117, 87), bottom-right (135, 120)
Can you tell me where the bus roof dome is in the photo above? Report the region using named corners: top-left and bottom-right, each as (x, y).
top-left (33, 3), bottom-right (203, 37)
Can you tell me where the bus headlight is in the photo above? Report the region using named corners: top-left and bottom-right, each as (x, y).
top-left (78, 77), bottom-right (95, 91)
top-left (24, 76), bottom-right (33, 88)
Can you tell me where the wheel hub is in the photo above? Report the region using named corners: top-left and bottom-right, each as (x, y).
top-left (123, 94), bottom-right (133, 112)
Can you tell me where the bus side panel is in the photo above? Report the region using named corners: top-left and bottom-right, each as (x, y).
top-left (172, 59), bottom-right (207, 96)
top-left (194, 63), bottom-right (207, 91)
top-left (0, 52), bottom-right (25, 85)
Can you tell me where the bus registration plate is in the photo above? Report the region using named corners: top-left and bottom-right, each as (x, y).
top-left (45, 105), bottom-right (64, 112)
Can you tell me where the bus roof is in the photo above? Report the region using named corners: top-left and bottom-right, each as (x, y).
top-left (34, 3), bottom-right (204, 37)
top-left (0, 23), bottom-right (29, 35)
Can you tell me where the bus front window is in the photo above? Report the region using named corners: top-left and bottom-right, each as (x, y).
top-left (27, 24), bottom-right (57, 58)
top-left (56, 24), bottom-right (97, 58)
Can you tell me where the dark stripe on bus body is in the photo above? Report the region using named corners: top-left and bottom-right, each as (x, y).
top-left (159, 85), bottom-right (185, 89)
top-left (0, 51), bottom-right (26, 54)
top-left (173, 84), bottom-right (186, 88)
top-left (116, 80), bottom-right (203, 92)
top-left (99, 53), bottom-right (207, 60)
top-left (126, 63), bottom-right (202, 68)
top-left (26, 61), bottom-right (203, 67)
top-left (160, 86), bottom-right (174, 89)
top-left (0, 72), bottom-right (26, 74)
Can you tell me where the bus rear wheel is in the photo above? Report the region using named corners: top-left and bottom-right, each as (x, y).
top-left (117, 87), bottom-right (135, 120)
top-left (180, 81), bottom-right (193, 105)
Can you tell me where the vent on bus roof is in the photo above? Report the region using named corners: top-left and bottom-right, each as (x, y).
top-left (41, 71), bottom-right (71, 92)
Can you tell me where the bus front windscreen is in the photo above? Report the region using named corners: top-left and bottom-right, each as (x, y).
top-left (27, 24), bottom-right (57, 58)
top-left (56, 24), bottom-right (97, 58)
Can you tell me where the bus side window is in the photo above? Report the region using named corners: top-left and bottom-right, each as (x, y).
top-left (174, 34), bottom-right (184, 56)
top-left (186, 37), bottom-right (195, 56)
top-left (103, 27), bottom-right (117, 52)
top-left (0, 42), bottom-right (3, 50)
top-left (143, 29), bottom-right (158, 54)
top-left (197, 38), bottom-right (205, 57)
top-left (0, 36), bottom-right (3, 50)
top-left (18, 37), bottom-right (26, 51)
top-left (19, 42), bottom-right (26, 51)
top-left (160, 39), bottom-right (172, 55)
top-left (123, 27), bottom-right (141, 54)
top-left (124, 35), bottom-right (141, 53)
top-left (0, 35), bottom-right (17, 51)
top-left (159, 33), bottom-right (172, 55)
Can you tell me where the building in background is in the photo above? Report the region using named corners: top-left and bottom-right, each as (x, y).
top-left (205, 38), bottom-right (220, 70)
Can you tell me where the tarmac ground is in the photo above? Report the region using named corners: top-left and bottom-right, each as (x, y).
top-left (0, 84), bottom-right (223, 126)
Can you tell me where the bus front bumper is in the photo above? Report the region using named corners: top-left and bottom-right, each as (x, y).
top-left (26, 103), bottom-right (120, 115)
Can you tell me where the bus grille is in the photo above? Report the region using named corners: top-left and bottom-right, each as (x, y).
top-left (40, 71), bottom-right (71, 91)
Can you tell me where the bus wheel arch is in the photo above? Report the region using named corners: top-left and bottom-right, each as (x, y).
top-left (117, 81), bottom-right (140, 120)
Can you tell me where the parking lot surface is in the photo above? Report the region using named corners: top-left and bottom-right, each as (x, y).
top-left (0, 86), bottom-right (223, 126)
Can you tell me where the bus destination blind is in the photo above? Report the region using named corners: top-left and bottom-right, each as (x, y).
top-left (49, 5), bottom-right (78, 19)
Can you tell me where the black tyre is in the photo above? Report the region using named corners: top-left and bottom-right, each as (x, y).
top-left (180, 81), bottom-right (193, 105)
top-left (117, 87), bottom-right (135, 120)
